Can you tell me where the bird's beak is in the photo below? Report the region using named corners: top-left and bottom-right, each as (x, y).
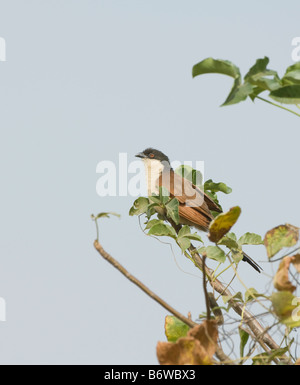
top-left (135, 152), bottom-right (146, 159)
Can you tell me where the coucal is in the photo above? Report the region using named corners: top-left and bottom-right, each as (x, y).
top-left (136, 148), bottom-right (262, 273)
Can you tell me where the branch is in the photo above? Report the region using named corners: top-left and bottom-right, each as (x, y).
top-left (94, 239), bottom-right (195, 328)
top-left (189, 246), bottom-right (293, 364)
top-left (202, 254), bottom-right (211, 321)
top-left (167, 221), bottom-right (292, 364)
top-left (93, 239), bottom-right (232, 365)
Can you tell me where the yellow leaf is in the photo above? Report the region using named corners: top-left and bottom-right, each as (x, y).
top-left (208, 207), bottom-right (241, 243)
top-left (264, 224), bottom-right (299, 259)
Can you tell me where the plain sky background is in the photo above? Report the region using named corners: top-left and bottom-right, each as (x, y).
top-left (0, 0), bottom-right (299, 364)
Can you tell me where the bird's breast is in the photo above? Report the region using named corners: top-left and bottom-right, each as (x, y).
top-left (143, 159), bottom-right (164, 196)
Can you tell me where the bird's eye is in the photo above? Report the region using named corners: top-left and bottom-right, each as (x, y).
top-left (149, 153), bottom-right (154, 158)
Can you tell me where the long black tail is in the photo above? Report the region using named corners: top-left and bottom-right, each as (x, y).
top-left (242, 252), bottom-right (262, 273)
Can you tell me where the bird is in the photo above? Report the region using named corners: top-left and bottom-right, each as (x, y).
top-left (136, 147), bottom-right (262, 273)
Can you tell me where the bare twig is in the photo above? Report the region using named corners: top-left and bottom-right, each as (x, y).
top-left (93, 238), bottom-right (233, 365)
top-left (208, 293), bottom-right (224, 325)
top-left (94, 239), bottom-right (194, 328)
top-left (202, 254), bottom-right (211, 321)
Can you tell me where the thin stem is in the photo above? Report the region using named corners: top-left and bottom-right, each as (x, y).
top-left (268, 246), bottom-right (300, 263)
top-left (213, 261), bottom-right (234, 281)
top-left (95, 219), bottom-right (99, 242)
top-left (256, 96), bottom-right (300, 118)
top-left (211, 262), bottom-right (222, 280)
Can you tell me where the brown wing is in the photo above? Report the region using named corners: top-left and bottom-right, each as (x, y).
top-left (158, 169), bottom-right (218, 232)
top-left (178, 205), bottom-right (212, 232)
top-left (201, 188), bottom-right (222, 213)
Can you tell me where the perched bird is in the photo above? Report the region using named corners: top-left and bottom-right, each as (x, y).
top-left (136, 147), bottom-right (262, 273)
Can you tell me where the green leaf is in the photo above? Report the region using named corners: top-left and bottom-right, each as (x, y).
top-left (284, 62), bottom-right (300, 74)
top-left (192, 58), bottom-right (241, 79)
top-left (145, 219), bottom-right (164, 230)
top-left (203, 179), bottom-right (232, 215)
top-left (204, 179), bottom-right (232, 194)
top-left (218, 233), bottom-right (239, 250)
top-left (175, 165), bottom-right (203, 188)
top-left (244, 57), bottom-right (281, 93)
top-left (244, 57), bottom-right (270, 80)
top-left (177, 226), bottom-right (191, 252)
top-left (184, 233), bottom-right (203, 242)
top-left (222, 292), bottom-right (243, 305)
top-left (146, 203), bottom-right (158, 219)
top-left (148, 222), bottom-right (177, 239)
top-left (177, 237), bottom-right (191, 253)
top-left (269, 85), bottom-right (300, 105)
top-left (178, 225), bottom-right (191, 238)
top-left (239, 328), bottom-right (250, 358)
top-left (198, 246), bottom-right (226, 263)
top-left (249, 86), bottom-right (266, 101)
top-left (149, 195), bottom-right (161, 204)
top-left (186, 169), bottom-right (203, 188)
top-left (92, 212), bottom-right (121, 220)
top-left (175, 164), bottom-right (193, 178)
top-left (231, 249), bottom-right (243, 264)
top-left (129, 197), bottom-right (150, 216)
top-left (271, 291), bottom-right (300, 328)
top-left (244, 288), bottom-right (261, 303)
top-left (164, 316), bottom-right (190, 343)
top-left (252, 345), bottom-right (291, 365)
top-left (222, 78), bottom-right (254, 106)
top-left (244, 56), bottom-right (270, 76)
top-left (165, 198), bottom-right (180, 225)
top-left (282, 62), bottom-right (300, 85)
top-left (250, 75), bottom-right (281, 93)
top-left (159, 186), bottom-right (170, 205)
top-left (203, 190), bottom-right (222, 211)
top-left (264, 224), bottom-right (299, 259)
top-left (208, 206), bottom-right (241, 243)
top-left (177, 226), bottom-right (203, 252)
top-left (226, 232), bottom-right (237, 242)
top-left (178, 226), bottom-right (203, 243)
top-left (238, 232), bottom-right (263, 246)
top-left (192, 58), bottom-right (253, 106)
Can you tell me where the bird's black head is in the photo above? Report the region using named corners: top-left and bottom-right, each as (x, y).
top-left (135, 148), bottom-right (170, 164)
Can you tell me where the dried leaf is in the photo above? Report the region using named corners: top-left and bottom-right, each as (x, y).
top-left (273, 257), bottom-right (296, 293)
top-left (157, 338), bottom-right (207, 365)
top-left (291, 254), bottom-right (300, 273)
top-left (188, 320), bottom-right (218, 360)
top-left (157, 320), bottom-right (218, 365)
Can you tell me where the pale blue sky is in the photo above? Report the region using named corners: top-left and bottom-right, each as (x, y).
top-left (0, 0), bottom-right (299, 364)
